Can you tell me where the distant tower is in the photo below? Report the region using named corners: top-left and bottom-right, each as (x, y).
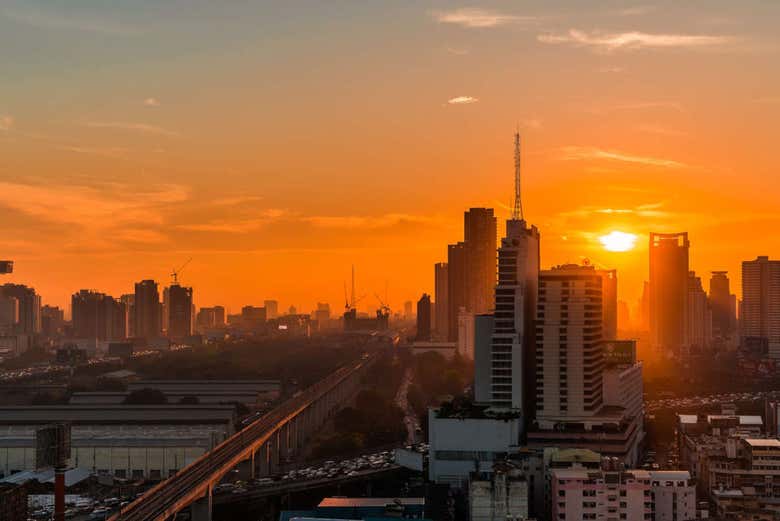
top-left (416, 294), bottom-right (432, 341)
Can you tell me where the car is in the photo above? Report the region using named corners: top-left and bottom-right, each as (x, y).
top-left (89, 507), bottom-right (111, 520)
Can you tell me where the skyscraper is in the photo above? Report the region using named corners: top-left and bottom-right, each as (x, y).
top-left (464, 208), bottom-right (497, 315)
top-left (416, 293), bottom-right (432, 341)
top-left (434, 262), bottom-right (449, 340)
top-left (71, 290), bottom-right (126, 340)
top-left (134, 280), bottom-right (161, 341)
top-left (741, 256), bottom-right (780, 358)
top-left (709, 271), bottom-right (736, 343)
top-left (686, 272), bottom-right (712, 352)
top-left (649, 232), bottom-right (690, 353)
top-left (167, 284), bottom-right (193, 341)
top-left (484, 133), bottom-right (540, 411)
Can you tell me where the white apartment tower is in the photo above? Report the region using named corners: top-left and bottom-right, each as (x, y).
top-left (535, 264), bottom-right (604, 422)
top-left (487, 133), bottom-right (540, 410)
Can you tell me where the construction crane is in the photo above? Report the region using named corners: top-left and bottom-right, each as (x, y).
top-left (343, 265), bottom-right (366, 311)
top-left (374, 293), bottom-right (391, 315)
top-left (170, 257), bottom-right (193, 285)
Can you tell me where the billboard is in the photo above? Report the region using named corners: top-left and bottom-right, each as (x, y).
top-left (603, 340), bottom-right (637, 367)
top-left (36, 424), bottom-right (71, 469)
top-left (0, 261), bottom-right (12, 274)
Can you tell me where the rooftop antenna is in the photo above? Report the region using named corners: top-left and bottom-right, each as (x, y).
top-left (513, 130), bottom-right (524, 221)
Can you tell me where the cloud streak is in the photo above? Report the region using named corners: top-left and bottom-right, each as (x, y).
top-left (2, 6), bottom-right (137, 35)
top-left (538, 30), bottom-right (734, 51)
top-left (560, 146), bottom-right (687, 168)
top-left (447, 96), bottom-right (479, 105)
top-left (84, 121), bottom-right (180, 137)
top-left (0, 115), bottom-right (13, 131)
top-left (432, 8), bottom-right (535, 28)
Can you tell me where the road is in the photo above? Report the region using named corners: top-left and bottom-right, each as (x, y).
top-left (394, 367), bottom-right (419, 445)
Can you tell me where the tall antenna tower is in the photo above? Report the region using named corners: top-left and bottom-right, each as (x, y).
top-left (513, 132), bottom-right (524, 221)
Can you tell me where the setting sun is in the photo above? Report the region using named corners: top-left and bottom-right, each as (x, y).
top-left (599, 231), bottom-right (638, 252)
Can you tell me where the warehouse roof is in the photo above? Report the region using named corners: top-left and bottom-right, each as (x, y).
top-left (0, 405), bottom-right (236, 425)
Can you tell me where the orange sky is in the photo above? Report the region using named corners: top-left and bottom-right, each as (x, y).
top-left (1, 2), bottom-right (779, 317)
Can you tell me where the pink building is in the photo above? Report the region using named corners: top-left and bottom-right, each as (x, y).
top-left (552, 466), bottom-right (695, 521)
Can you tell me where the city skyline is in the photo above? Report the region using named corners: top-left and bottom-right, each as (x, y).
top-left (2, 1), bottom-right (780, 313)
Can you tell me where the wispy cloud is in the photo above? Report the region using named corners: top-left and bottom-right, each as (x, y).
top-left (84, 121), bottom-right (179, 137)
top-left (447, 96), bottom-right (479, 105)
top-left (209, 195), bottom-right (265, 206)
top-left (0, 115), bottom-right (13, 131)
top-left (0, 181), bottom-right (188, 230)
top-left (598, 66), bottom-right (624, 73)
top-left (538, 30), bottom-right (734, 52)
top-left (56, 145), bottom-right (128, 158)
top-left (559, 201), bottom-right (670, 219)
top-left (560, 146), bottom-right (687, 168)
top-left (2, 6), bottom-right (137, 35)
top-left (143, 97), bottom-right (160, 107)
top-left (178, 209), bottom-right (287, 234)
top-left (636, 124), bottom-right (689, 137)
top-left (304, 213), bottom-right (444, 230)
top-left (446, 47), bottom-right (470, 56)
top-left (614, 5), bottom-right (655, 16)
top-left (432, 8), bottom-right (535, 28)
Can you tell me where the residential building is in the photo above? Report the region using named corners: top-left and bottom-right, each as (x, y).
top-left (709, 271), bottom-right (737, 345)
top-left (134, 280), bottom-right (161, 341)
top-left (167, 284), bottom-right (193, 341)
top-left (0, 284), bottom-right (40, 335)
top-left (741, 256), bottom-right (780, 359)
top-left (71, 290), bottom-right (126, 341)
top-left (551, 466), bottom-right (696, 521)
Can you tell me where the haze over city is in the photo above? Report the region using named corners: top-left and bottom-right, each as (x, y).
top-left (2, 1), bottom-right (780, 314)
top-left (3, 3), bottom-right (780, 521)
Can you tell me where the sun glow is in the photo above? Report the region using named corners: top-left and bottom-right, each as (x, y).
top-left (599, 231), bottom-right (638, 252)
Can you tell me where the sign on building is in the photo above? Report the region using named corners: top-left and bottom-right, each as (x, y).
top-left (36, 424), bottom-right (71, 469)
top-left (604, 340), bottom-right (637, 367)
top-left (0, 261), bottom-right (12, 274)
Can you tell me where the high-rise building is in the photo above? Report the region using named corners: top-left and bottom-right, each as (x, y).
top-left (686, 271), bottom-right (712, 352)
top-left (434, 262), bottom-right (449, 340)
top-left (529, 264), bottom-right (643, 465)
top-left (71, 290), bottom-right (126, 340)
top-left (464, 208), bottom-right (497, 315)
top-left (484, 133), bottom-right (540, 412)
top-left (167, 284), bottom-right (193, 341)
top-left (598, 268), bottom-right (617, 340)
top-left (649, 232), bottom-right (690, 353)
top-left (196, 305), bottom-right (226, 331)
top-left (0, 296), bottom-right (18, 335)
top-left (709, 271), bottom-right (736, 343)
top-left (447, 242), bottom-right (467, 342)
top-left (741, 256), bottom-right (780, 358)
top-left (264, 300), bottom-right (279, 320)
top-left (416, 294), bottom-right (431, 341)
top-left (40, 305), bottom-right (64, 338)
top-left (120, 294), bottom-right (135, 338)
top-left (0, 284), bottom-right (41, 335)
top-left (404, 300), bottom-right (413, 320)
top-left (535, 264), bottom-right (604, 421)
top-left (134, 280), bottom-right (161, 341)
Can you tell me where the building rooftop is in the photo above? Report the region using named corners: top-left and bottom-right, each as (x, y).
top-left (744, 438), bottom-right (780, 448)
top-left (318, 498), bottom-right (424, 508)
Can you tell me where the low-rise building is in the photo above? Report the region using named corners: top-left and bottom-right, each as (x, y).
top-left (552, 466), bottom-right (696, 521)
top-left (470, 461), bottom-right (529, 521)
top-left (0, 405), bottom-right (235, 479)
